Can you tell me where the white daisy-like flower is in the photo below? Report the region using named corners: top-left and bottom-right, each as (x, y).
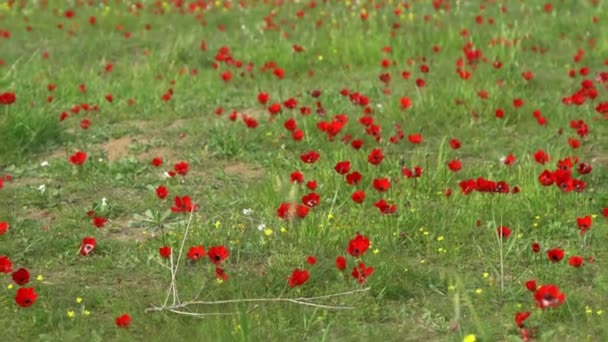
top-left (242, 208), bottom-right (253, 216)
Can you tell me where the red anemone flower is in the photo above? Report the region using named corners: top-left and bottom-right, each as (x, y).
top-left (69, 151), bottom-right (87, 166)
top-left (302, 192), bottom-right (320, 207)
top-left (93, 216), bottom-right (107, 228)
top-left (374, 199), bottom-right (397, 214)
top-left (306, 256), bottom-right (317, 265)
top-left (300, 151), bottom-right (320, 163)
top-left (171, 196), bottom-right (197, 213)
top-left (447, 159), bottom-right (462, 172)
top-left (531, 242), bottom-right (541, 253)
top-left (174, 161), bottom-right (189, 176)
top-left (407, 133), bottom-right (423, 144)
top-left (207, 245), bottom-right (229, 265)
top-left (525, 280), bottom-right (537, 292)
top-left (80, 237), bottom-right (96, 256)
top-left (336, 256), bottom-right (347, 271)
top-left (0, 255), bottom-right (11, 273)
top-left (497, 226), bottom-right (511, 238)
top-left (346, 233), bottom-right (370, 257)
top-left (372, 178), bottom-right (391, 192)
top-left (547, 248), bottom-right (565, 262)
top-left (0, 92), bottom-right (16, 105)
top-left (257, 92), bottom-right (270, 104)
top-left (346, 171), bottom-right (362, 185)
top-left (288, 268), bottom-right (309, 288)
top-left (334, 161), bottom-right (351, 175)
top-left (534, 150), bottom-right (550, 165)
top-left (502, 154), bottom-right (516, 166)
top-left (156, 185), bottom-right (169, 199)
top-left (576, 216), bottom-right (592, 235)
top-left (151, 157), bottom-right (163, 167)
top-left (449, 138), bottom-right (462, 149)
top-left (115, 313), bottom-right (131, 328)
top-left (515, 311), bottom-right (531, 328)
top-left (351, 190), bottom-right (366, 203)
top-left (159, 246), bottom-right (171, 259)
top-left (568, 256), bottom-right (584, 268)
top-left (533, 284), bottom-right (566, 309)
top-left (367, 148), bottom-right (384, 165)
top-left (187, 245), bottom-right (205, 260)
top-left (15, 287), bottom-right (38, 308)
top-left (352, 262), bottom-right (374, 284)
top-left (0, 221), bottom-right (8, 235)
top-left (215, 267), bottom-right (229, 281)
top-left (80, 119), bottom-right (91, 129)
top-left (12, 268), bottom-right (30, 286)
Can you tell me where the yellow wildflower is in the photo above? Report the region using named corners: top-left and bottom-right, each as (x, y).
top-left (463, 334), bottom-right (476, 342)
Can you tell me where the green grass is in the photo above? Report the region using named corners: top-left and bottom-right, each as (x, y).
top-left (1, 1), bottom-right (608, 341)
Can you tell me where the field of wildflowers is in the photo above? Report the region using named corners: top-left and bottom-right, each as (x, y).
top-left (1, 0), bottom-right (608, 341)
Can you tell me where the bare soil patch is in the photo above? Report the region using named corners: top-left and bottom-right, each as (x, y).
top-left (108, 218), bottom-right (154, 243)
top-left (103, 136), bottom-right (134, 162)
top-left (22, 208), bottom-right (55, 231)
top-left (223, 161), bottom-right (264, 180)
top-left (240, 107), bottom-right (267, 121)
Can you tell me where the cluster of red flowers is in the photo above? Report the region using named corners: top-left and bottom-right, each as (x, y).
top-left (177, 245), bottom-right (230, 281)
top-left (342, 233), bottom-right (374, 284)
top-left (458, 178), bottom-right (515, 194)
top-left (171, 195), bottom-right (198, 213)
top-left (513, 217), bottom-right (608, 339)
top-left (277, 202), bottom-right (310, 220)
top-left (537, 157), bottom-right (588, 192)
top-left (1, 255), bottom-right (37, 308)
top-left (288, 233), bottom-right (374, 288)
top-left (515, 283), bottom-right (566, 339)
top-left (57, 100), bottom-right (100, 123)
top-left (562, 79), bottom-right (600, 106)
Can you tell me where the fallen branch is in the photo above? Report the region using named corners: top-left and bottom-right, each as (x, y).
top-left (146, 287), bottom-right (370, 313)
